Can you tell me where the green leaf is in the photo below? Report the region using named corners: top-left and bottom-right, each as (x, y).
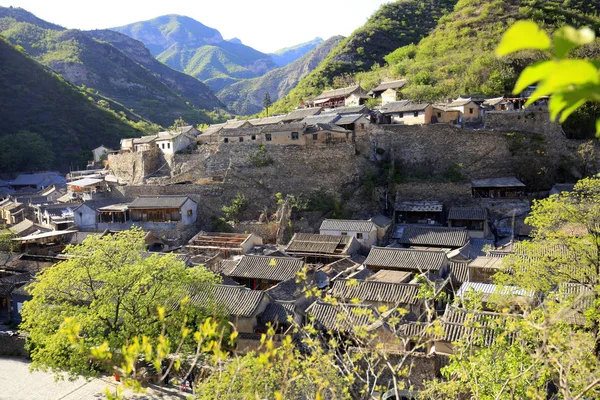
top-left (496, 21), bottom-right (551, 57)
top-left (513, 60), bottom-right (556, 95)
top-left (553, 26), bottom-right (595, 59)
top-left (596, 118), bottom-right (600, 137)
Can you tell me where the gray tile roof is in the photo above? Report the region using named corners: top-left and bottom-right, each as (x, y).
top-left (223, 120), bottom-right (253, 129)
top-left (0, 272), bottom-right (32, 297)
top-left (260, 122), bottom-right (307, 133)
top-left (8, 219), bottom-right (34, 235)
top-left (314, 85), bottom-right (363, 100)
top-left (395, 200), bottom-right (443, 212)
top-left (74, 199), bottom-right (127, 212)
top-left (306, 300), bottom-right (378, 332)
top-left (483, 97), bottom-right (508, 106)
top-left (319, 219), bottom-right (376, 233)
top-left (368, 80), bottom-right (407, 93)
top-left (322, 105), bottom-right (368, 115)
top-left (128, 195), bottom-right (193, 209)
top-left (439, 306), bottom-right (516, 345)
top-left (281, 108), bottom-right (321, 122)
top-left (335, 114), bottom-right (368, 125)
top-left (226, 255), bottom-right (304, 282)
top-left (330, 279), bottom-right (421, 305)
top-left (471, 177), bottom-right (525, 188)
top-left (447, 207), bottom-right (486, 221)
top-left (456, 282), bottom-right (534, 302)
top-left (219, 127), bottom-right (261, 137)
top-left (400, 226), bottom-right (469, 248)
top-left (264, 278), bottom-right (301, 301)
top-left (200, 124), bottom-right (225, 136)
top-left (220, 260), bottom-right (240, 275)
top-left (305, 123), bottom-right (350, 134)
top-left (285, 233), bottom-right (353, 255)
top-left (133, 135), bottom-right (157, 144)
top-left (260, 301), bottom-right (295, 326)
top-left (449, 262), bottom-right (469, 283)
top-left (248, 115), bottom-right (286, 126)
top-left (188, 284), bottom-right (265, 317)
top-left (381, 100), bottom-right (430, 113)
top-left (364, 247), bottom-right (448, 272)
top-left (448, 97), bottom-right (474, 107)
top-left (301, 114), bottom-right (340, 125)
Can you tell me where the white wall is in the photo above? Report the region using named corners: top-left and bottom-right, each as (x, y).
top-left (320, 228), bottom-right (378, 248)
top-left (180, 198), bottom-right (198, 225)
top-left (74, 205), bottom-right (98, 229)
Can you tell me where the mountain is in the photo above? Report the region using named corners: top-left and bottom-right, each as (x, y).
top-left (0, 37), bottom-right (140, 171)
top-left (270, 37), bottom-right (324, 67)
top-left (217, 36), bottom-right (344, 115)
top-left (112, 15), bottom-right (278, 92)
top-left (270, 0), bottom-right (458, 114)
top-left (0, 7), bottom-right (223, 127)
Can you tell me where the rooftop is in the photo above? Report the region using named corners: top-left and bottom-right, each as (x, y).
top-left (367, 269), bottom-right (413, 283)
top-left (364, 247), bottom-right (448, 272)
top-left (395, 200), bottom-right (443, 212)
top-left (188, 232), bottom-right (258, 249)
top-left (314, 85), bottom-right (363, 101)
top-left (335, 114), bottom-right (368, 125)
top-left (381, 100), bottom-right (430, 114)
top-left (285, 233), bottom-right (354, 255)
top-left (281, 108), bottom-right (321, 122)
top-left (301, 114), bottom-right (340, 125)
top-left (319, 219), bottom-right (376, 233)
top-left (399, 226), bottom-right (469, 248)
top-left (128, 195), bottom-right (194, 209)
top-left (471, 177), bottom-right (525, 188)
top-left (67, 178), bottom-right (104, 188)
top-left (226, 255), bottom-right (305, 282)
top-left (322, 105), bottom-right (368, 115)
top-left (188, 284), bottom-right (265, 317)
top-left (330, 279), bottom-right (421, 305)
top-left (248, 115), bottom-right (286, 126)
top-left (306, 300), bottom-right (378, 332)
top-left (369, 79), bottom-right (407, 94)
top-left (447, 207), bottom-right (486, 221)
top-left (260, 122), bottom-right (307, 133)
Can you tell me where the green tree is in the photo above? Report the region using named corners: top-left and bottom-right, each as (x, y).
top-left (0, 131), bottom-right (55, 174)
top-left (222, 193), bottom-right (248, 223)
top-left (262, 91), bottom-right (272, 117)
top-left (20, 228), bottom-right (220, 377)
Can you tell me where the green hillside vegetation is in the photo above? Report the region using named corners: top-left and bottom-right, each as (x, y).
top-left (112, 15), bottom-right (278, 92)
top-left (217, 36), bottom-right (344, 115)
top-left (269, 0), bottom-right (458, 114)
top-left (0, 7), bottom-right (224, 127)
top-left (270, 37), bottom-right (324, 67)
top-left (0, 37), bottom-right (141, 172)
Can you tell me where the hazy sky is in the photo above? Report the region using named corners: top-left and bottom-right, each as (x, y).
top-left (0, 0), bottom-right (392, 53)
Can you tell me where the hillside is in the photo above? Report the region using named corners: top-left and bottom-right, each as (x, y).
top-left (217, 36), bottom-right (344, 115)
top-left (0, 37), bottom-right (140, 171)
top-left (112, 15), bottom-right (278, 92)
top-left (0, 7), bottom-right (223, 127)
top-left (270, 0), bottom-right (458, 113)
top-left (270, 37), bottom-right (324, 67)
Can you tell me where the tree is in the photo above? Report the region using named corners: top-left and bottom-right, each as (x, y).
top-left (262, 92), bottom-right (272, 117)
top-left (496, 21), bottom-right (600, 135)
top-left (168, 117), bottom-right (187, 132)
top-left (0, 131), bottom-right (55, 174)
top-left (221, 193), bottom-right (248, 223)
top-left (20, 228), bottom-right (220, 377)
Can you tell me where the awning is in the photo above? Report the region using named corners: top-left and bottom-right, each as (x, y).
top-left (313, 98), bottom-right (331, 105)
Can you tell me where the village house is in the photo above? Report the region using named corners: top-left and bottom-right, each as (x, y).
top-left (482, 97), bottom-right (511, 111)
top-left (370, 215), bottom-right (393, 244)
top-left (222, 119), bottom-right (254, 129)
top-left (380, 101), bottom-right (433, 125)
top-left (394, 200), bottom-right (443, 225)
top-left (7, 219), bottom-right (47, 237)
top-left (73, 199), bottom-right (127, 230)
top-left (128, 195), bottom-right (197, 227)
top-left (447, 207), bottom-right (489, 238)
top-left (220, 127), bottom-right (262, 144)
top-left (471, 177), bottom-right (526, 198)
top-left (280, 107), bottom-right (321, 123)
top-left (223, 254), bottom-right (305, 290)
top-left (249, 115), bottom-right (286, 126)
top-left (311, 85), bottom-right (369, 109)
top-left (335, 113), bottom-right (371, 135)
top-left (66, 177), bottom-right (108, 201)
top-left (91, 145), bottom-right (114, 164)
top-left (10, 172), bottom-right (65, 191)
top-left (260, 123), bottom-right (307, 145)
top-left (364, 247), bottom-right (451, 276)
top-left (368, 79), bottom-right (407, 105)
top-left (186, 232), bottom-right (263, 257)
top-left (432, 103), bottom-right (461, 124)
top-left (33, 203), bottom-right (76, 230)
top-left (285, 233), bottom-right (361, 264)
top-left (0, 272), bottom-right (32, 323)
top-left (447, 97), bottom-right (483, 122)
top-left (11, 230), bottom-right (77, 254)
top-left (319, 219), bottom-right (378, 248)
top-left (155, 125), bottom-right (199, 154)
top-left (304, 123), bottom-right (353, 145)
top-left (451, 256), bottom-right (504, 284)
top-left (133, 135), bottom-right (158, 152)
top-left (397, 225), bottom-right (470, 251)
top-left (198, 123), bottom-right (226, 144)
top-left (0, 198), bottom-right (25, 225)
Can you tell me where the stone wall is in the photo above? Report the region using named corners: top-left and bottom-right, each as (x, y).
top-left (484, 109), bottom-right (564, 136)
top-left (0, 333), bottom-right (27, 357)
top-left (107, 148), bottom-right (163, 185)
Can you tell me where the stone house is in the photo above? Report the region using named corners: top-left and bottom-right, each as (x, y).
top-left (33, 203), bottom-right (76, 230)
top-left (471, 177), bottom-right (526, 198)
top-left (198, 123), bottom-right (226, 144)
top-left (311, 85), bottom-right (369, 109)
top-left (280, 107), bottom-right (321, 123)
top-left (10, 172), bottom-right (65, 191)
top-left (155, 125), bottom-right (199, 155)
top-left (482, 97), bottom-right (511, 111)
top-left (394, 200), bottom-right (443, 225)
top-left (304, 124), bottom-right (353, 145)
top-left (432, 103), bottom-right (461, 124)
top-left (319, 219), bottom-right (378, 248)
top-left (447, 207), bottom-right (489, 238)
top-left (368, 80), bottom-right (407, 106)
top-left (260, 123), bottom-right (307, 145)
top-left (364, 247), bottom-right (451, 277)
top-left (380, 101), bottom-right (433, 125)
top-left (285, 233), bottom-right (361, 264)
top-left (132, 135), bottom-right (158, 152)
top-left (447, 97), bottom-right (482, 122)
top-left (223, 254), bottom-right (305, 290)
top-left (0, 198), bottom-right (25, 225)
top-left (398, 225), bottom-right (470, 251)
top-left (220, 127), bottom-right (262, 144)
top-left (222, 119), bottom-right (254, 129)
top-left (91, 145), bottom-right (114, 163)
top-left (66, 177), bottom-right (108, 201)
top-left (334, 114), bottom-right (371, 136)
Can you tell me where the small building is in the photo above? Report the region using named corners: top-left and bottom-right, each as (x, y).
top-left (91, 145), bottom-right (114, 163)
top-left (10, 172), bottom-right (65, 190)
top-left (471, 177), bottom-right (526, 198)
top-left (447, 97), bottom-right (482, 122)
top-left (370, 215), bottom-right (393, 244)
top-left (261, 123), bottom-right (307, 145)
top-left (398, 225), bottom-right (469, 250)
top-left (186, 232), bottom-right (263, 258)
top-left (132, 135), bottom-right (158, 152)
top-left (33, 203), bottom-right (76, 230)
top-left (380, 101), bottom-right (433, 125)
top-left (222, 119), bottom-right (254, 129)
top-left (463, 256), bottom-right (504, 283)
top-left (368, 80), bottom-right (407, 104)
top-left (128, 195), bottom-right (197, 226)
top-left (334, 114), bottom-right (371, 136)
top-left (447, 207), bottom-right (489, 238)
top-left (73, 200), bottom-right (127, 230)
top-left (0, 198), bottom-right (25, 225)
top-left (311, 85), bottom-right (368, 109)
top-left (432, 103), bottom-right (461, 124)
top-left (155, 125), bottom-right (199, 154)
top-left (394, 200), bottom-right (443, 225)
top-left (285, 233), bottom-right (360, 264)
top-left (198, 123), bottom-right (225, 144)
top-left (280, 108), bottom-right (321, 123)
top-left (220, 127), bottom-right (262, 144)
top-left (8, 219), bottom-right (47, 237)
top-left (482, 97), bottom-right (511, 111)
top-left (364, 247), bottom-right (450, 276)
top-left (12, 230), bottom-right (77, 254)
top-left (66, 178), bottom-right (107, 201)
top-left (319, 219), bottom-right (378, 248)
top-left (304, 123), bottom-right (352, 144)
top-left (224, 254), bottom-right (305, 290)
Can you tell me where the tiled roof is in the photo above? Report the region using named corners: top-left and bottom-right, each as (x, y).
top-left (314, 85), bottom-right (363, 100)
top-left (248, 115), bottom-right (286, 126)
top-left (449, 262), bottom-right (469, 283)
top-left (285, 233), bottom-right (352, 255)
top-left (302, 114), bottom-right (340, 125)
top-left (188, 284), bottom-right (265, 317)
top-left (456, 282), bottom-right (534, 302)
top-left (399, 226), bottom-right (469, 248)
top-left (74, 199), bottom-right (126, 212)
top-left (330, 279), bottom-right (421, 305)
top-left (439, 306), bottom-right (515, 345)
top-left (281, 108), bottom-right (321, 122)
top-left (8, 219), bottom-right (34, 235)
top-left (447, 207), bottom-right (486, 221)
top-left (322, 105), bottom-right (368, 115)
top-left (226, 255), bottom-right (304, 282)
top-left (128, 195), bottom-right (193, 209)
top-left (381, 100), bottom-right (430, 113)
top-left (133, 135), bottom-right (157, 144)
top-left (11, 173), bottom-right (63, 187)
top-left (395, 200), bottom-right (443, 212)
top-left (306, 300), bottom-right (378, 332)
top-left (319, 219), bottom-right (375, 233)
top-left (223, 120), bottom-right (252, 129)
top-left (335, 114), bottom-right (368, 125)
top-left (368, 269), bottom-right (413, 283)
top-left (483, 97), bottom-right (508, 106)
top-left (200, 124), bottom-right (225, 136)
top-left (471, 177), bottom-right (525, 188)
top-left (305, 123), bottom-right (350, 133)
top-left (448, 97), bottom-right (474, 107)
top-left (219, 127), bottom-right (261, 137)
top-left (0, 272), bottom-right (32, 297)
top-left (364, 247), bottom-right (448, 272)
top-left (369, 80), bottom-right (407, 93)
top-left (265, 278), bottom-right (302, 301)
top-left (260, 301), bottom-right (295, 326)
top-left (370, 215), bottom-right (392, 228)
top-left (219, 259), bottom-right (239, 275)
top-left (260, 122), bottom-right (306, 133)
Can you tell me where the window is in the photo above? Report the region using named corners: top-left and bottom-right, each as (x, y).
top-left (265, 134), bottom-right (272, 141)
top-left (398, 112), bottom-right (404, 118)
top-left (167, 142), bottom-right (171, 149)
top-left (341, 232), bottom-right (348, 236)
top-left (239, 137), bottom-right (244, 142)
top-left (437, 112), bottom-right (442, 118)
top-left (187, 209), bottom-right (193, 216)
top-left (291, 132), bottom-right (299, 140)
top-left (312, 134), bottom-right (318, 141)
top-left (251, 135), bottom-right (256, 140)
top-left (469, 108), bottom-right (474, 114)
top-left (356, 232), bottom-right (363, 239)
top-left (360, 123), bottom-right (365, 129)
top-left (413, 111), bottom-right (419, 117)
top-left (161, 143), bottom-right (165, 149)
top-left (224, 138), bottom-right (229, 143)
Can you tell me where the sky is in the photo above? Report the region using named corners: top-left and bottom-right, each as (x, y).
top-left (0, 0), bottom-right (392, 53)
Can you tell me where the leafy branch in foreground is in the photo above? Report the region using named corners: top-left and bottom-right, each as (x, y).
top-left (496, 20), bottom-right (599, 134)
